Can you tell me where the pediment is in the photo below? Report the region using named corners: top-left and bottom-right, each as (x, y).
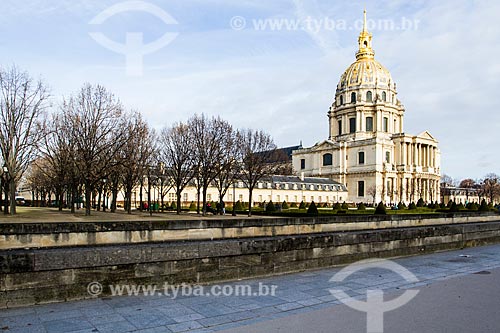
top-left (417, 130), bottom-right (436, 141)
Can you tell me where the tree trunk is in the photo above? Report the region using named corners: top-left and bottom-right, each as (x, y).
top-left (126, 187), bottom-right (132, 214)
top-left (96, 189), bottom-right (102, 211)
top-left (176, 191), bottom-right (182, 215)
top-left (139, 179), bottom-right (143, 212)
top-left (9, 179), bottom-right (16, 215)
top-left (85, 185), bottom-right (91, 216)
top-left (111, 189), bottom-right (118, 212)
top-left (58, 190), bottom-right (63, 211)
top-left (70, 185), bottom-right (76, 213)
top-left (248, 188), bottom-right (253, 217)
top-left (3, 181), bottom-right (8, 214)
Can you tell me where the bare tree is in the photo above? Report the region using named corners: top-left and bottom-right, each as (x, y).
top-left (366, 185), bottom-right (378, 205)
top-left (481, 173), bottom-right (500, 204)
top-left (62, 83), bottom-right (126, 216)
top-left (213, 128), bottom-right (241, 213)
top-left (189, 114), bottom-right (231, 215)
top-left (0, 66), bottom-right (49, 214)
top-left (119, 112), bottom-right (155, 214)
top-left (159, 122), bottom-right (195, 214)
top-left (238, 129), bottom-right (277, 217)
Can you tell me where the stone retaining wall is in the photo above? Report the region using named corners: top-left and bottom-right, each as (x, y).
top-left (1, 216), bottom-right (500, 308)
top-left (1, 213), bottom-right (498, 250)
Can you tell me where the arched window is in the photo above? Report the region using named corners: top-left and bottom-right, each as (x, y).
top-left (339, 95), bottom-right (343, 105)
top-left (382, 91), bottom-right (387, 101)
top-left (351, 92), bottom-right (356, 103)
top-left (366, 91), bottom-right (372, 102)
top-left (323, 153), bottom-right (333, 166)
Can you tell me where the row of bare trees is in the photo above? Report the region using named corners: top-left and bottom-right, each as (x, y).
top-left (441, 173), bottom-right (500, 203)
top-left (159, 114), bottom-right (282, 216)
top-left (16, 75), bottom-right (283, 216)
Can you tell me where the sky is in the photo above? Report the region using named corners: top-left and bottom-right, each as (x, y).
top-left (1, 0), bottom-right (499, 181)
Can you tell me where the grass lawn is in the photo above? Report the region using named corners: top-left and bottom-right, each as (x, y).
top-left (0, 206), bottom-right (263, 223)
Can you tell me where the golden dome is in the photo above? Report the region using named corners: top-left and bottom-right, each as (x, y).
top-left (337, 58), bottom-right (393, 90)
top-left (336, 10), bottom-right (395, 92)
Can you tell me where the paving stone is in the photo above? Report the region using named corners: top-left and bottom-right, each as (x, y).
top-left (95, 320), bottom-right (137, 333)
top-left (42, 317), bottom-right (94, 333)
top-left (167, 320), bottom-right (203, 332)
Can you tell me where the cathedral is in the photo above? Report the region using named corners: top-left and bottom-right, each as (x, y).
top-left (292, 11), bottom-right (441, 204)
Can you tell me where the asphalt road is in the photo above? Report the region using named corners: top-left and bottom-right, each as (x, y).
top-left (222, 267), bottom-right (500, 333)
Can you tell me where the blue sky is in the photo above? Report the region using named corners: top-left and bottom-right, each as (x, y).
top-left (1, 0), bottom-right (499, 181)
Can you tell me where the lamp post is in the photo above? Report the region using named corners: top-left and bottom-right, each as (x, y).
top-left (2, 165), bottom-right (8, 215)
top-left (102, 178), bottom-right (107, 212)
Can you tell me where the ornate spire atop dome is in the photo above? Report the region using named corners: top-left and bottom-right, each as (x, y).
top-left (356, 9), bottom-right (375, 60)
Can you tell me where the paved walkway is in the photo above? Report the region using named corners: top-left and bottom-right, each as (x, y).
top-left (2, 244), bottom-right (500, 333)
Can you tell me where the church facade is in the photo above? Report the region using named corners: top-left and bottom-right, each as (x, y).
top-left (292, 11), bottom-right (441, 204)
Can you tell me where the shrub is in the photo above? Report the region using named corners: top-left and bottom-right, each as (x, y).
top-left (357, 202), bottom-right (366, 210)
top-left (299, 201), bottom-right (306, 209)
top-left (265, 200), bottom-right (276, 212)
top-left (189, 201), bottom-right (196, 211)
top-left (447, 200), bottom-right (453, 208)
top-left (307, 201), bottom-right (318, 215)
top-left (337, 210), bottom-right (347, 214)
top-left (439, 202), bottom-right (446, 209)
top-left (457, 203), bottom-right (465, 210)
top-left (341, 202), bottom-right (349, 210)
top-left (398, 201), bottom-right (407, 210)
top-left (416, 198), bottom-right (425, 207)
top-left (322, 202), bottom-right (329, 208)
top-left (449, 201), bottom-right (458, 212)
top-left (408, 202), bottom-right (417, 210)
top-left (479, 199), bottom-right (489, 212)
top-left (333, 202), bottom-right (341, 210)
top-left (290, 202), bottom-right (298, 208)
top-left (234, 200), bottom-right (244, 211)
top-left (282, 201), bottom-right (289, 209)
top-left (375, 202), bottom-right (386, 215)
top-left (468, 202), bottom-right (478, 211)
top-left (171, 201), bottom-right (177, 210)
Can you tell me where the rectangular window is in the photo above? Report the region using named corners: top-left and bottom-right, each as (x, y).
top-left (359, 152), bottom-right (365, 164)
top-left (258, 195), bottom-right (262, 202)
top-left (386, 151), bottom-right (391, 163)
top-left (338, 120), bottom-right (342, 135)
top-left (366, 117), bottom-right (373, 132)
top-left (294, 195), bottom-right (298, 202)
top-left (383, 117), bottom-right (388, 132)
top-left (228, 194), bottom-right (233, 201)
top-left (207, 194), bottom-right (211, 201)
top-left (349, 118), bottom-right (356, 133)
top-left (300, 159), bottom-right (305, 169)
top-left (239, 194), bottom-right (243, 201)
top-left (183, 193), bottom-right (188, 202)
top-left (277, 195), bottom-right (280, 202)
top-left (358, 181), bottom-right (365, 197)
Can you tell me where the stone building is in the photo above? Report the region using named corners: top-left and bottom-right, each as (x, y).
top-left (292, 11), bottom-right (441, 204)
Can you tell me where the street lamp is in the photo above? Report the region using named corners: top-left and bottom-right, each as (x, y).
top-left (2, 165), bottom-right (8, 215)
top-left (102, 178), bottom-right (107, 212)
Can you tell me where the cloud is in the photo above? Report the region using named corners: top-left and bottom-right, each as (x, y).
top-left (1, 0), bottom-right (498, 180)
